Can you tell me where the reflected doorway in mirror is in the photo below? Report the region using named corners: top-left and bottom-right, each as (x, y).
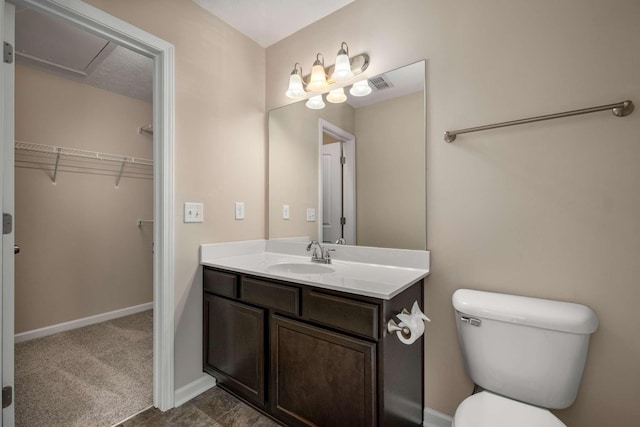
top-left (319, 119), bottom-right (355, 245)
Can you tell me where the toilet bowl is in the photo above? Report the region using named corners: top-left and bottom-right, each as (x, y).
top-left (452, 391), bottom-right (566, 427)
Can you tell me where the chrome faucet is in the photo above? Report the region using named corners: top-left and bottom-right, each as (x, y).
top-left (306, 240), bottom-right (333, 264)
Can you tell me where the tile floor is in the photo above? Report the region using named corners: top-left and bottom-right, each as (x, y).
top-left (117, 386), bottom-right (283, 427)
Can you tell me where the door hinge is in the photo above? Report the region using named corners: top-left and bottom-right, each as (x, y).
top-left (3, 42), bottom-right (13, 64)
top-left (2, 386), bottom-right (12, 408)
top-left (3, 213), bottom-right (12, 235)
top-left (340, 156), bottom-right (346, 165)
top-left (340, 217), bottom-right (346, 225)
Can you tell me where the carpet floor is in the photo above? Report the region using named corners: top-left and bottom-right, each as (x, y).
top-left (15, 310), bottom-right (153, 427)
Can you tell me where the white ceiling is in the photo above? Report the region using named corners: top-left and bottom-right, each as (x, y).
top-left (192, 0), bottom-right (355, 47)
top-left (15, 6), bottom-right (153, 103)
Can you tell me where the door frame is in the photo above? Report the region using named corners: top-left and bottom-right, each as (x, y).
top-left (2, 1), bottom-right (15, 425)
top-left (7, 0), bottom-right (176, 411)
top-left (318, 119), bottom-right (355, 245)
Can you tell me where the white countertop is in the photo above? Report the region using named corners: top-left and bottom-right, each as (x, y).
top-left (200, 240), bottom-right (430, 300)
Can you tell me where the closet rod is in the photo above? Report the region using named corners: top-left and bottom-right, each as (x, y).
top-left (444, 100), bottom-right (634, 143)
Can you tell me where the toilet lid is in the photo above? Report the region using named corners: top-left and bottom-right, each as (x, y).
top-left (453, 391), bottom-right (566, 427)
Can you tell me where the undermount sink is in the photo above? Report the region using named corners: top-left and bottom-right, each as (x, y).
top-left (267, 262), bottom-right (334, 275)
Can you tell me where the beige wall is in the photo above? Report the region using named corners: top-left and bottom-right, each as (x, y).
top-left (15, 64), bottom-right (153, 333)
top-left (355, 91), bottom-right (425, 250)
top-left (267, 0), bottom-right (640, 425)
top-left (82, 0), bottom-right (266, 389)
top-left (269, 101), bottom-right (354, 240)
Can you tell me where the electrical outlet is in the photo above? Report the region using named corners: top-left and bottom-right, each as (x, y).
top-left (306, 208), bottom-right (316, 222)
top-left (184, 202), bottom-right (203, 223)
top-left (283, 204), bottom-right (290, 220)
top-left (235, 202), bottom-right (245, 220)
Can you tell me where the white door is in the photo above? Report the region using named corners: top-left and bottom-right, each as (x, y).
top-left (321, 141), bottom-right (342, 244)
top-left (1, 1), bottom-right (15, 425)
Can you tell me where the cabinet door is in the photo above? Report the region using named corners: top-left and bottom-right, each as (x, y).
top-left (270, 315), bottom-right (376, 427)
top-left (204, 293), bottom-right (265, 406)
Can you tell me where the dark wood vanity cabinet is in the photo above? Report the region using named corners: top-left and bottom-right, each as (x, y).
top-left (203, 266), bottom-right (424, 427)
top-left (203, 292), bottom-right (265, 407)
top-left (270, 315), bottom-right (376, 426)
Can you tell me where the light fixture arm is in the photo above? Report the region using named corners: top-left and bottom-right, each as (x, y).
top-left (313, 53), bottom-right (325, 71)
top-left (290, 62), bottom-right (303, 77)
top-left (338, 41), bottom-right (349, 56)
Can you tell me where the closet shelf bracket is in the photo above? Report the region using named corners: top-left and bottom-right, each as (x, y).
top-left (52, 147), bottom-right (61, 184)
top-left (115, 160), bottom-right (126, 188)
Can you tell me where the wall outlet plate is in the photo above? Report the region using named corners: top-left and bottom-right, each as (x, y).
top-left (235, 202), bottom-right (245, 220)
top-left (306, 208), bottom-right (316, 222)
top-left (184, 202), bottom-right (203, 223)
top-left (283, 204), bottom-right (290, 220)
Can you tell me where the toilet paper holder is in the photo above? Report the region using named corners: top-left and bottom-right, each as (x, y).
top-left (386, 301), bottom-right (431, 341)
top-left (387, 309), bottom-right (412, 339)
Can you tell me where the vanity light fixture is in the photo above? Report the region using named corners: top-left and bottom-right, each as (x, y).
top-left (307, 53), bottom-right (329, 92)
top-left (350, 79), bottom-right (372, 97)
top-left (326, 87), bottom-right (347, 103)
top-left (284, 43), bottom-right (369, 98)
top-left (331, 42), bottom-right (355, 83)
top-left (285, 63), bottom-right (305, 99)
top-left (306, 95), bottom-right (326, 110)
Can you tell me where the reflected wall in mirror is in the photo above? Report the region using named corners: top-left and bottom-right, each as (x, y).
top-left (269, 60), bottom-right (426, 250)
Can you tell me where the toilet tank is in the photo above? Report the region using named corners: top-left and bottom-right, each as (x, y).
top-left (452, 289), bottom-right (598, 409)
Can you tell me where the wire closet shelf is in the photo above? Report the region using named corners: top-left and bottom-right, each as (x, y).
top-left (15, 141), bottom-right (153, 186)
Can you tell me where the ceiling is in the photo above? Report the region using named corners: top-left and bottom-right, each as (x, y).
top-left (192, 0), bottom-right (355, 47)
top-left (15, 5), bottom-right (153, 102)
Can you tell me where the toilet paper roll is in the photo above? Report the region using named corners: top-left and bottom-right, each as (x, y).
top-left (396, 319), bottom-right (424, 345)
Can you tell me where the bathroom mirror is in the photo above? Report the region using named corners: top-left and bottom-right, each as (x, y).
top-left (268, 60), bottom-right (426, 250)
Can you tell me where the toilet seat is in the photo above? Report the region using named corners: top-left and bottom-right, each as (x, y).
top-left (453, 391), bottom-right (566, 427)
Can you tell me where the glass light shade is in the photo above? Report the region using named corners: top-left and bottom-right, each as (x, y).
top-left (349, 79), bottom-right (372, 97)
top-left (307, 63), bottom-right (329, 92)
top-left (331, 53), bottom-right (354, 83)
top-left (285, 73), bottom-right (305, 99)
top-left (326, 87), bottom-right (347, 103)
top-left (306, 95), bottom-right (326, 110)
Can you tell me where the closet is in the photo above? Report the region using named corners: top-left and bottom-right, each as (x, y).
top-left (14, 63), bottom-right (154, 340)
top-left (13, 5), bottom-right (154, 426)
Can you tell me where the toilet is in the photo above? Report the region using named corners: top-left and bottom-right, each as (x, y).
top-left (451, 289), bottom-right (598, 427)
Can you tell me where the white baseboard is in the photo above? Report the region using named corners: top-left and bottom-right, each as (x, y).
top-left (174, 374), bottom-right (217, 407)
top-left (15, 302), bottom-right (154, 343)
top-left (424, 407), bottom-right (453, 427)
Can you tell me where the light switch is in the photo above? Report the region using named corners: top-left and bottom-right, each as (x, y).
top-left (283, 204), bottom-right (290, 220)
top-left (184, 202), bottom-right (203, 223)
top-left (306, 208), bottom-right (316, 222)
top-left (235, 202), bottom-right (245, 220)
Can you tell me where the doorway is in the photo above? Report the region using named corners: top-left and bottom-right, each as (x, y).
top-left (13, 5), bottom-right (154, 424)
top-left (318, 119), bottom-right (355, 245)
top-left (1, 0), bottom-right (175, 425)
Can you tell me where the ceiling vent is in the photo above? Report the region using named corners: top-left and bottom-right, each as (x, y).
top-left (369, 74), bottom-right (394, 91)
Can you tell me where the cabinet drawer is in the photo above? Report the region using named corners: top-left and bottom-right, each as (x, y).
top-left (303, 290), bottom-right (379, 340)
top-left (241, 277), bottom-right (300, 316)
top-left (203, 268), bottom-right (237, 298)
